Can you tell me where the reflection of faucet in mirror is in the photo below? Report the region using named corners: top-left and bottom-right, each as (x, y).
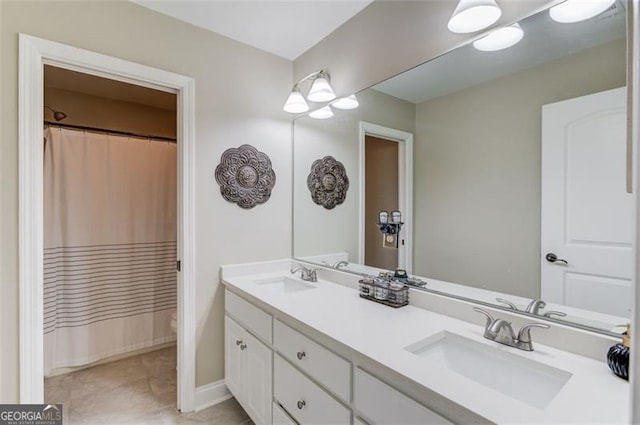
top-left (332, 260), bottom-right (349, 269)
top-left (474, 307), bottom-right (550, 351)
top-left (496, 298), bottom-right (567, 319)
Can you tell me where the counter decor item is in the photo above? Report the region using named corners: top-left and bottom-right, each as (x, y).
top-left (607, 324), bottom-right (630, 381)
top-left (359, 275), bottom-right (409, 308)
top-left (307, 156), bottom-right (349, 209)
top-left (215, 144), bottom-right (276, 209)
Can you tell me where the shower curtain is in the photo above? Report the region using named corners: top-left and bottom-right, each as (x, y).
top-left (43, 127), bottom-right (177, 376)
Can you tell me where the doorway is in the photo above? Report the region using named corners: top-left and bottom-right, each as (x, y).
top-left (364, 135), bottom-right (400, 270)
top-left (19, 34), bottom-right (196, 411)
top-left (358, 122), bottom-right (413, 273)
top-left (42, 64), bottom-right (179, 419)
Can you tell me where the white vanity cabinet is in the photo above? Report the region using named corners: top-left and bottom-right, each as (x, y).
top-left (224, 288), bottom-right (452, 425)
top-left (354, 368), bottom-right (452, 425)
top-left (225, 291), bottom-right (273, 425)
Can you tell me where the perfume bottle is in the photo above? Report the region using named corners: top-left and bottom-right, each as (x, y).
top-left (607, 324), bottom-right (630, 381)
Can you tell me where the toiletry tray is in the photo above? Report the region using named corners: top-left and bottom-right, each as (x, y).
top-left (359, 278), bottom-right (409, 308)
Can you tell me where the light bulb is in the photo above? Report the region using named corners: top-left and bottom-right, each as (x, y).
top-left (473, 23), bottom-right (524, 51)
top-left (549, 0), bottom-right (616, 23)
top-left (332, 94), bottom-right (359, 110)
top-left (283, 86), bottom-right (309, 113)
top-left (308, 105), bottom-right (334, 119)
top-left (448, 0), bottom-right (502, 34)
top-left (307, 72), bottom-right (336, 102)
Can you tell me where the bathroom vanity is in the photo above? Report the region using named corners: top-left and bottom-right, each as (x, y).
top-left (222, 260), bottom-right (629, 425)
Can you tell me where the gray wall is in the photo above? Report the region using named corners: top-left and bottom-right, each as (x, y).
top-left (413, 39), bottom-right (626, 297)
top-left (293, 89), bottom-right (414, 262)
top-left (293, 0), bottom-right (560, 99)
top-left (45, 87), bottom-right (177, 138)
top-left (1, 0), bottom-right (291, 401)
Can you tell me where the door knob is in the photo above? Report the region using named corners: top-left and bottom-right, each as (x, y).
top-left (545, 253), bottom-right (568, 265)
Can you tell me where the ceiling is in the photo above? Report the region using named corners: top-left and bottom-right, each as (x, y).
top-left (374, 0), bottom-right (626, 104)
top-left (131, 0), bottom-right (373, 60)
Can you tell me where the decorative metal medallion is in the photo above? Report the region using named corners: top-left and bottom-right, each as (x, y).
top-left (307, 156), bottom-right (349, 209)
top-left (215, 144), bottom-right (276, 209)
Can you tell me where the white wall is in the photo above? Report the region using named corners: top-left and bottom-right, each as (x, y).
top-left (293, 89), bottom-right (414, 261)
top-left (413, 39), bottom-right (626, 298)
top-left (1, 0), bottom-right (292, 401)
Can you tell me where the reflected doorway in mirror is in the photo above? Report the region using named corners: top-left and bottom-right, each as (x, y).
top-left (358, 122), bottom-right (413, 273)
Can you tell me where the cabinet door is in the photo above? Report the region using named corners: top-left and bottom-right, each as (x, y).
top-left (225, 315), bottom-right (245, 399)
top-left (244, 331), bottom-right (273, 425)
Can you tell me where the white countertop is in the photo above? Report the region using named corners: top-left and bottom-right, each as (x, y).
top-left (222, 262), bottom-right (630, 424)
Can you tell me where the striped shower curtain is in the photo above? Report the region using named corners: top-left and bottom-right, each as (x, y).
top-left (43, 127), bottom-right (177, 376)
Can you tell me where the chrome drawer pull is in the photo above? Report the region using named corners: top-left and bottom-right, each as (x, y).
top-left (240, 343), bottom-right (247, 351)
top-left (297, 400), bottom-right (306, 410)
top-left (296, 351), bottom-right (306, 360)
top-left (235, 339), bottom-right (243, 346)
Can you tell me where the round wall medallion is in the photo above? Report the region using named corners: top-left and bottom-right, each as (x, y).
top-left (307, 156), bottom-right (349, 209)
top-left (215, 144), bottom-right (276, 209)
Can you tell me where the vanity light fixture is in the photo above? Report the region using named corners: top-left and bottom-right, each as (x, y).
top-left (308, 105), bottom-right (334, 120)
top-left (332, 94), bottom-right (360, 110)
top-left (283, 69), bottom-right (337, 113)
top-left (283, 86), bottom-right (310, 114)
top-left (549, 0), bottom-right (616, 23)
top-left (448, 0), bottom-right (502, 34)
top-left (307, 70), bottom-right (336, 102)
top-left (473, 23), bottom-right (524, 51)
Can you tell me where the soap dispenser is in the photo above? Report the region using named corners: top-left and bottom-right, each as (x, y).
top-left (607, 324), bottom-right (630, 381)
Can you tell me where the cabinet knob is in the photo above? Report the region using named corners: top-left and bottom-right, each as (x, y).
top-left (297, 400), bottom-right (306, 410)
top-left (240, 343), bottom-right (247, 351)
top-left (296, 351), bottom-right (306, 360)
top-left (235, 339), bottom-right (243, 346)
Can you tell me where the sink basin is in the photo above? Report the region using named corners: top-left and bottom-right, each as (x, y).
top-left (252, 276), bottom-right (316, 293)
top-left (405, 331), bottom-right (572, 409)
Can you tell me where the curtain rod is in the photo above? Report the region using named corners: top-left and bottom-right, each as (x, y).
top-left (44, 121), bottom-right (177, 143)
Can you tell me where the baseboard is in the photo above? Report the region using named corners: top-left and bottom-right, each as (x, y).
top-left (194, 380), bottom-right (232, 411)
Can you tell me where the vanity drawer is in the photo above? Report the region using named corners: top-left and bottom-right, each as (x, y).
top-left (354, 368), bottom-right (452, 425)
top-left (225, 290), bottom-right (272, 343)
top-left (274, 320), bottom-right (351, 402)
top-left (272, 402), bottom-right (297, 425)
top-left (274, 354), bottom-right (350, 425)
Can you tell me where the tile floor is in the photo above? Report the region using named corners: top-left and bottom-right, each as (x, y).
top-left (44, 346), bottom-right (252, 425)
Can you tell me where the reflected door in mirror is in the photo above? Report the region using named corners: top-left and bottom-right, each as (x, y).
top-left (541, 87), bottom-right (632, 318)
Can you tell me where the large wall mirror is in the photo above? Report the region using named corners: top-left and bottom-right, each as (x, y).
top-left (293, 1), bottom-right (629, 335)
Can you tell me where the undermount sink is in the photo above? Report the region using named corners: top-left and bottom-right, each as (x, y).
top-left (405, 331), bottom-right (572, 409)
top-left (252, 276), bottom-right (316, 293)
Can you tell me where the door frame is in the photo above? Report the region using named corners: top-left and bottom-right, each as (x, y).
top-left (358, 121), bottom-right (413, 272)
top-left (18, 34), bottom-right (197, 411)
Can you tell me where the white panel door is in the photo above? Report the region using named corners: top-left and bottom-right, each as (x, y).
top-left (245, 331), bottom-right (273, 425)
top-left (225, 315), bottom-right (245, 399)
top-left (541, 87), bottom-right (632, 318)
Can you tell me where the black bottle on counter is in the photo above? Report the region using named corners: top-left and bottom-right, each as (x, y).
top-left (607, 324), bottom-right (630, 381)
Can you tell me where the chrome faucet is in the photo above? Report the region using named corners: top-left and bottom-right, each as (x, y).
top-left (473, 307), bottom-right (550, 351)
top-left (332, 260), bottom-right (349, 269)
top-left (495, 297), bottom-right (567, 319)
top-left (290, 265), bottom-right (318, 282)
top-left (526, 299), bottom-right (568, 318)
